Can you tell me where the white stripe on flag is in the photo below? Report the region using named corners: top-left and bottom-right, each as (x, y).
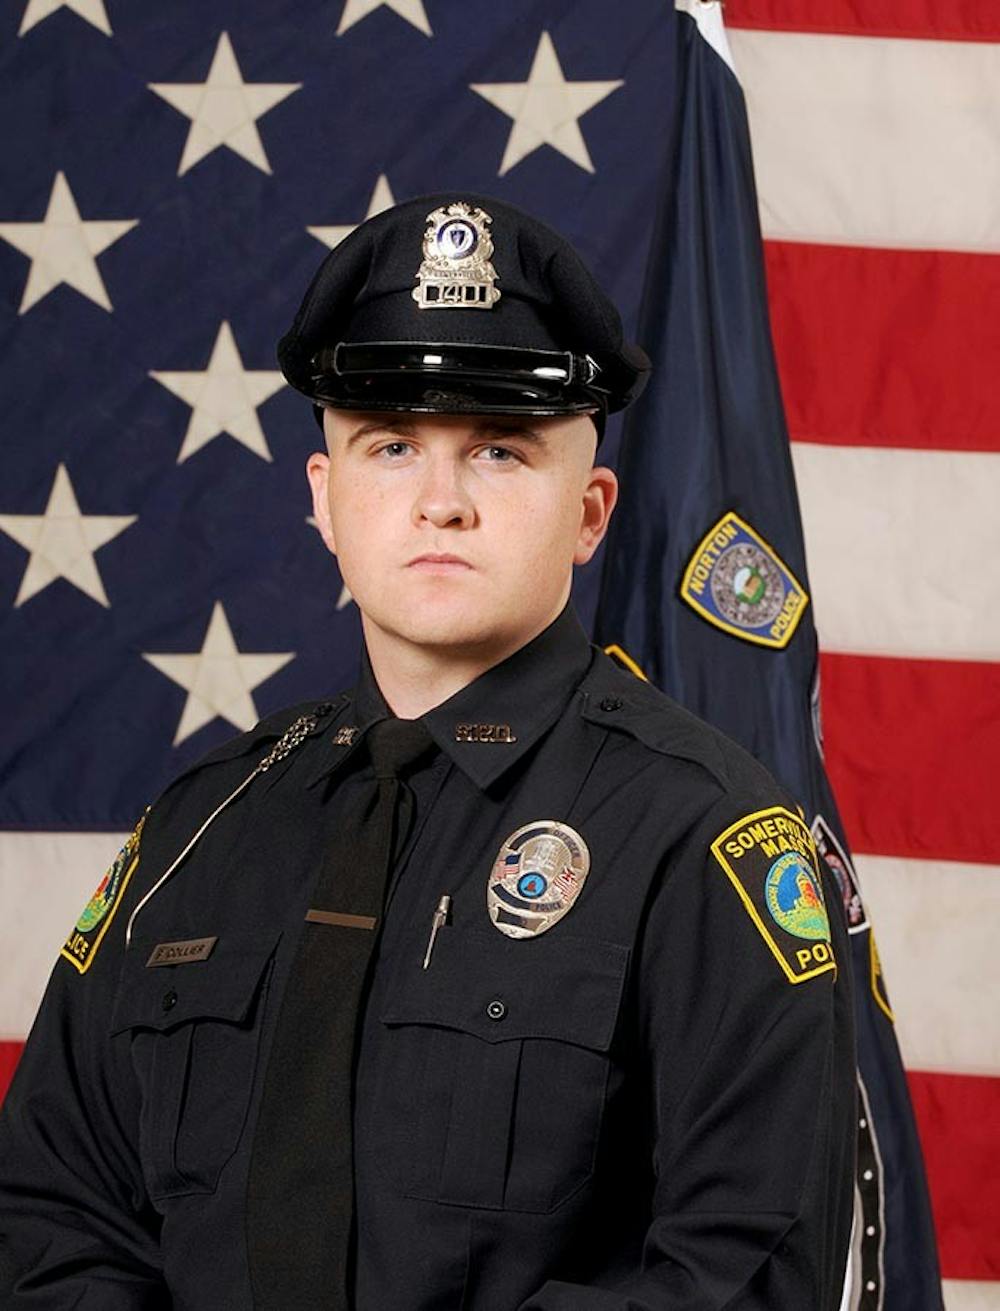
top-left (728, 29), bottom-right (1000, 253)
top-left (0, 832), bottom-right (127, 1039)
top-left (942, 1280), bottom-right (1000, 1311)
top-left (856, 853), bottom-right (1000, 1078)
top-left (791, 443), bottom-right (1000, 662)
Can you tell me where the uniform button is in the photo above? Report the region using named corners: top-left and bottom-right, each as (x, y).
top-left (161, 988), bottom-right (178, 1013)
top-left (599, 696), bottom-right (623, 712)
top-left (486, 999), bottom-right (506, 1021)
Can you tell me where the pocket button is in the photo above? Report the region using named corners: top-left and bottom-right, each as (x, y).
top-left (161, 988), bottom-right (178, 1013)
top-left (486, 999), bottom-right (506, 1021)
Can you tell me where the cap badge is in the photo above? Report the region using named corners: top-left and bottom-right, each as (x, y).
top-left (488, 820), bottom-right (590, 940)
top-left (413, 202), bottom-right (501, 311)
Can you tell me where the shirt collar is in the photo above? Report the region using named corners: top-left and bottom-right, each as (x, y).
top-left (305, 605), bottom-right (594, 792)
top-left (421, 605), bottom-right (594, 789)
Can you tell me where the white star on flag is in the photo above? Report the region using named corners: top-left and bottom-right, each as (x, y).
top-left (144, 601), bottom-right (295, 746)
top-left (149, 32), bottom-right (301, 177)
top-left (308, 174), bottom-right (396, 250)
top-left (18, 0), bottom-right (111, 36)
top-left (0, 464), bottom-right (136, 608)
top-left (0, 172), bottom-right (138, 314)
top-left (150, 321), bottom-right (286, 463)
top-left (337, 0), bottom-right (431, 37)
top-left (471, 31), bottom-right (623, 175)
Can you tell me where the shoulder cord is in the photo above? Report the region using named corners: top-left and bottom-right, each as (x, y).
top-left (124, 712), bottom-right (324, 949)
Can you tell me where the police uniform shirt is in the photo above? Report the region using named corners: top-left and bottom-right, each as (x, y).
top-left (0, 605), bottom-right (855, 1310)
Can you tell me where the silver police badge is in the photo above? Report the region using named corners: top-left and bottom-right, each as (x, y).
top-left (487, 820), bottom-right (590, 939)
top-left (413, 201), bottom-right (501, 310)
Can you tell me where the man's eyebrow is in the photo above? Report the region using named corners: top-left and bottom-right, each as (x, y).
top-left (473, 421), bottom-right (547, 445)
top-left (345, 417), bottom-right (417, 446)
top-left (344, 417), bottom-right (550, 447)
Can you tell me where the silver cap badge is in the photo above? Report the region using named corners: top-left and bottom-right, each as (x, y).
top-left (413, 201), bottom-right (501, 311)
top-left (487, 820), bottom-right (590, 939)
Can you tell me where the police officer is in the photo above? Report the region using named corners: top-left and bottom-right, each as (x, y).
top-left (0, 195), bottom-right (855, 1309)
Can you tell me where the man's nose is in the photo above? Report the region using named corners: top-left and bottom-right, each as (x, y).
top-left (413, 455), bottom-right (476, 529)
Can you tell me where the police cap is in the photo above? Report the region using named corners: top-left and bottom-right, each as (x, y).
top-left (277, 193), bottom-right (650, 429)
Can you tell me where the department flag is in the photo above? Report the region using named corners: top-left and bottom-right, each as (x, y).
top-left (594, 7), bottom-right (942, 1306)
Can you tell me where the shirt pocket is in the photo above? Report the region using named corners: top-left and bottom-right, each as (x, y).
top-left (377, 927), bottom-right (628, 1214)
top-left (110, 932), bottom-right (280, 1201)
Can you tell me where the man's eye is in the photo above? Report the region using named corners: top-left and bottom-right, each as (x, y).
top-left (377, 440), bottom-right (412, 458)
top-left (478, 445), bottom-right (518, 463)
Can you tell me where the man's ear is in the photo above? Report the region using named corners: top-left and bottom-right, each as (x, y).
top-left (305, 451), bottom-right (337, 556)
top-left (574, 466), bottom-right (618, 566)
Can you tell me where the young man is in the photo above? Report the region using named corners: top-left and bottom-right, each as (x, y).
top-left (0, 195), bottom-right (855, 1309)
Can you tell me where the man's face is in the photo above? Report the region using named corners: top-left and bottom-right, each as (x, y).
top-left (306, 409), bottom-right (617, 661)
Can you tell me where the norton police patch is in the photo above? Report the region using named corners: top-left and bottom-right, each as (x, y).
top-left (710, 806), bottom-right (836, 984)
top-left (488, 820), bottom-right (590, 940)
top-left (680, 511), bottom-right (808, 649)
top-left (61, 811), bottom-right (147, 975)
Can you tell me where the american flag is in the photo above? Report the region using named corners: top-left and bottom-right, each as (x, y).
top-left (0, 1), bottom-right (995, 1304)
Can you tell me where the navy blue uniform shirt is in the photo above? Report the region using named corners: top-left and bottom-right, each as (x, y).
top-left (0, 607), bottom-right (855, 1309)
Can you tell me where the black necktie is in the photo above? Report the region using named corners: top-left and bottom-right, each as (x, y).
top-left (247, 718), bottom-right (436, 1310)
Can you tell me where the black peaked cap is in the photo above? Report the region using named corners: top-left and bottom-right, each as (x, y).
top-left (277, 193), bottom-right (650, 421)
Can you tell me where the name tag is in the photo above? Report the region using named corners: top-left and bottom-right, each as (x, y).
top-left (146, 936), bottom-right (218, 967)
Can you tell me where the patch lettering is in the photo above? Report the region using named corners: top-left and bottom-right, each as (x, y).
top-left (61, 811), bottom-right (147, 975)
top-left (711, 805), bottom-right (836, 984)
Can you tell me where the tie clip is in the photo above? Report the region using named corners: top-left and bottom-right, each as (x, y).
top-left (305, 910), bottom-right (377, 930)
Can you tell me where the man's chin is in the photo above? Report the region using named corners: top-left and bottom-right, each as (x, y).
top-left (360, 599), bottom-right (519, 658)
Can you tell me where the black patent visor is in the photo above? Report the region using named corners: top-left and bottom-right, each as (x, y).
top-left (309, 341), bottom-right (606, 415)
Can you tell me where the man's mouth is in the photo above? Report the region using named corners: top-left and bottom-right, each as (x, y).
top-left (407, 553), bottom-right (474, 574)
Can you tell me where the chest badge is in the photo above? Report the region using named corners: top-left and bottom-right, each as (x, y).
top-left (488, 820), bottom-right (590, 940)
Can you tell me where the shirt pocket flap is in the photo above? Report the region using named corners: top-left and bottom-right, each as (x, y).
top-left (109, 932), bottom-right (282, 1035)
top-left (380, 928), bottom-right (629, 1052)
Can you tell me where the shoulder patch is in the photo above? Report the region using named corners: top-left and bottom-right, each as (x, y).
top-left (61, 811), bottom-right (148, 975)
top-left (710, 805), bottom-right (836, 984)
top-left (680, 511), bottom-right (808, 649)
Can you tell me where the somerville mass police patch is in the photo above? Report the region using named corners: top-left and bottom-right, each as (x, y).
top-left (61, 811), bottom-right (147, 975)
top-left (710, 805), bottom-right (836, 984)
top-left (680, 511), bottom-right (809, 650)
top-left (488, 820), bottom-right (590, 939)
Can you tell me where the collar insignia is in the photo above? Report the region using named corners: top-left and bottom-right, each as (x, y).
top-left (455, 722), bottom-right (517, 744)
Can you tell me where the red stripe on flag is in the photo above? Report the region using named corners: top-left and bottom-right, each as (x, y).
top-left (726, 0), bottom-right (1000, 42)
top-left (765, 242), bottom-right (1000, 454)
top-left (820, 653), bottom-right (1000, 866)
top-left (0, 1040), bottom-right (22, 1104)
top-left (908, 1069), bottom-right (1000, 1280)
